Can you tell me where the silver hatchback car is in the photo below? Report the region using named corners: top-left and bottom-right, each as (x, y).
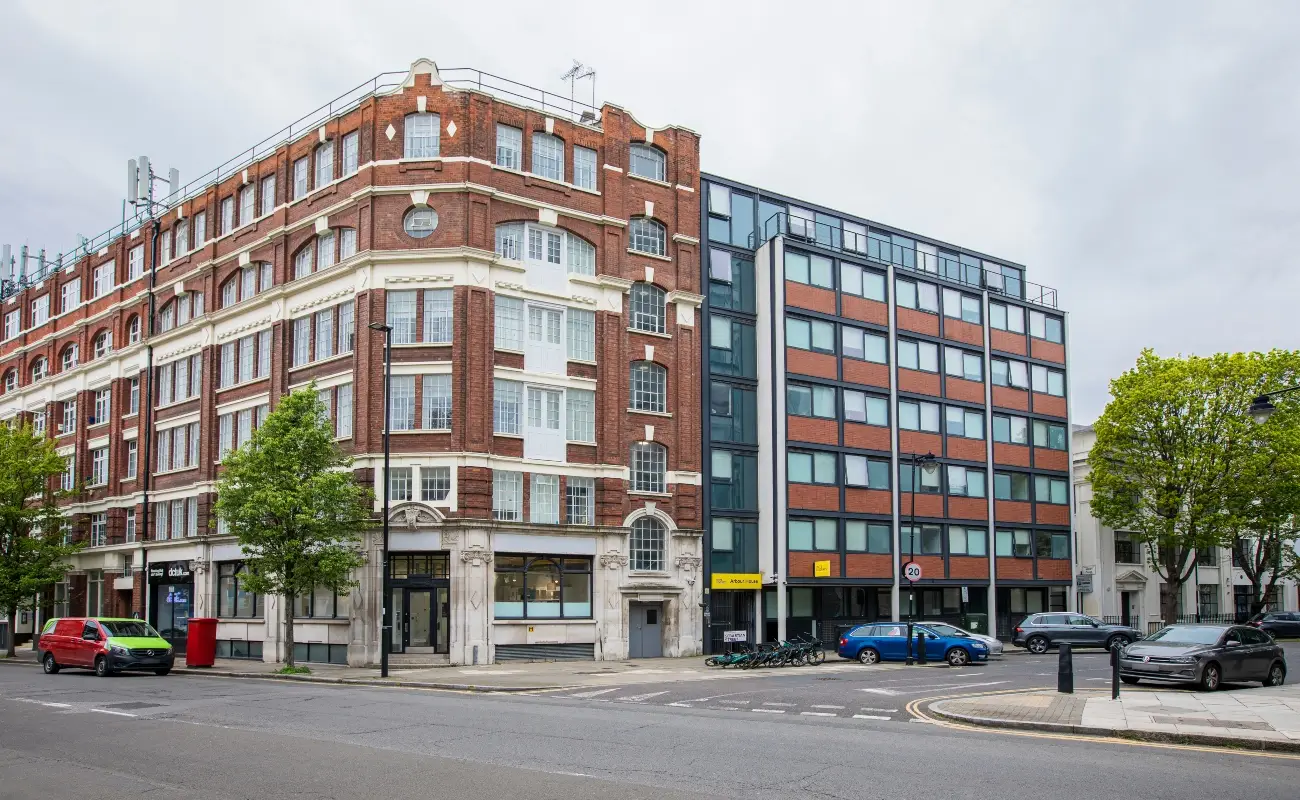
top-left (916, 621), bottom-right (1004, 657)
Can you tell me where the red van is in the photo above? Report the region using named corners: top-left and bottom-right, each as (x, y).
top-left (37, 617), bottom-right (174, 677)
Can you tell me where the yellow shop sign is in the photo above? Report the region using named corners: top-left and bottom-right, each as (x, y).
top-left (711, 573), bottom-right (762, 590)
top-left (813, 560), bottom-right (831, 577)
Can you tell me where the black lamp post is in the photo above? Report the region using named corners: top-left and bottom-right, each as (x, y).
top-left (368, 322), bottom-right (393, 678)
top-left (1249, 385), bottom-right (1300, 425)
top-left (902, 452), bottom-right (937, 666)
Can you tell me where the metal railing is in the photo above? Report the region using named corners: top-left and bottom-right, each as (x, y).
top-left (758, 211), bottom-right (1059, 309)
top-left (1, 64), bottom-right (603, 303)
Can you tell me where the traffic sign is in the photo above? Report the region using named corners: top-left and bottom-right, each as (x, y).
top-left (903, 561), bottom-right (922, 582)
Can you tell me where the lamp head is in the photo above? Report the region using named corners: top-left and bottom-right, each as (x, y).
top-left (1249, 394), bottom-right (1276, 425)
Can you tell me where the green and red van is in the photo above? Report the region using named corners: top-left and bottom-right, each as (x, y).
top-left (37, 617), bottom-right (174, 677)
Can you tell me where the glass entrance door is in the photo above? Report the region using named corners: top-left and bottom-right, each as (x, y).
top-left (408, 589), bottom-right (434, 649)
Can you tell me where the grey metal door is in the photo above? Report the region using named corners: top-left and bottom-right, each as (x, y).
top-left (630, 604), bottom-right (663, 658)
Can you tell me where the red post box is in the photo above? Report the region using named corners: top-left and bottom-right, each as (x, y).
top-left (185, 617), bottom-right (218, 668)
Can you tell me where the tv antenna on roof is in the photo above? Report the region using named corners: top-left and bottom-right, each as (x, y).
top-left (561, 60), bottom-right (597, 124)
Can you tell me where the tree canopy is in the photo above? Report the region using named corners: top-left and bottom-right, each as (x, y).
top-left (213, 388), bottom-right (373, 666)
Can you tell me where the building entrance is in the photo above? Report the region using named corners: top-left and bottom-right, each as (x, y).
top-left (388, 553), bottom-right (450, 655)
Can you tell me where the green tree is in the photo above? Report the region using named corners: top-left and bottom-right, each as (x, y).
top-left (213, 387), bottom-right (373, 667)
top-left (1088, 350), bottom-right (1270, 625)
top-left (0, 423), bottom-right (81, 657)
top-left (1223, 351), bottom-right (1300, 616)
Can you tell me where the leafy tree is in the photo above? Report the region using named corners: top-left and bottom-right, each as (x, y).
top-left (0, 423), bottom-right (81, 657)
top-left (1223, 351), bottom-right (1300, 617)
top-left (213, 387), bottom-right (373, 666)
top-left (1088, 350), bottom-right (1271, 624)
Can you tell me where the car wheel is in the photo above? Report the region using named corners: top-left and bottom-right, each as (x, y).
top-left (42, 653), bottom-right (60, 674)
top-left (1106, 635), bottom-right (1130, 652)
top-left (1199, 662), bottom-right (1221, 691)
top-left (1265, 662), bottom-right (1286, 687)
top-left (94, 656), bottom-right (111, 678)
top-left (857, 647), bottom-right (880, 665)
top-left (946, 648), bottom-right (970, 667)
top-left (154, 669), bottom-right (171, 677)
top-left (1120, 675), bottom-right (1140, 685)
top-left (1026, 636), bottom-right (1049, 655)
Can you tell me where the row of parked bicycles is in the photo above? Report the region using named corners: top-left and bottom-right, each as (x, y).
top-left (704, 636), bottom-right (827, 668)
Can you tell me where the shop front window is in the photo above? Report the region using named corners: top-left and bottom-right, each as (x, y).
top-left (493, 555), bottom-right (592, 619)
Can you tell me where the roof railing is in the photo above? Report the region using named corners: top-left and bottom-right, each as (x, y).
top-left (2, 63), bottom-right (604, 302)
top-left (757, 211), bottom-right (1059, 309)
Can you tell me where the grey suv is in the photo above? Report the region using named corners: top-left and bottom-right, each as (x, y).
top-left (1012, 613), bottom-right (1141, 653)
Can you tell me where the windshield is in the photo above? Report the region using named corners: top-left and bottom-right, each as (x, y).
top-left (99, 620), bottom-right (162, 638)
top-left (925, 623), bottom-right (965, 637)
top-left (1144, 626), bottom-right (1223, 645)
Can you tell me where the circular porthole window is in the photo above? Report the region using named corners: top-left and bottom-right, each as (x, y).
top-left (403, 207), bottom-right (439, 239)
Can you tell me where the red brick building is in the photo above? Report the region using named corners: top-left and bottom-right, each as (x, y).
top-left (1, 60), bottom-right (704, 665)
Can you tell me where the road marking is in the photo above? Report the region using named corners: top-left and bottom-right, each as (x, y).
top-left (910, 681), bottom-right (1009, 692)
top-left (810, 704), bottom-right (845, 709)
top-left (762, 702), bottom-right (795, 707)
top-left (666, 702), bottom-right (693, 707)
top-left (854, 714), bottom-right (891, 720)
top-left (801, 711), bottom-right (837, 717)
top-left (860, 688), bottom-right (900, 696)
top-left (752, 708), bottom-right (785, 714)
top-left (717, 699), bottom-right (749, 704)
top-left (860, 707), bottom-right (899, 713)
top-left (91, 709), bottom-right (137, 717)
top-left (40, 702), bottom-right (71, 709)
top-left (618, 691), bottom-right (669, 703)
top-left (567, 687), bottom-right (621, 698)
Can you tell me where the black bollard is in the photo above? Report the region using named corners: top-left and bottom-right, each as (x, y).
top-left (905, 622), bottom-right (914, 666)
top-left (1111, 644), bottom-right (1121, 700)
top-left (1057, 642), bottom-right (1074, 694)
top-left (916, 632), bottom-right (928, 665)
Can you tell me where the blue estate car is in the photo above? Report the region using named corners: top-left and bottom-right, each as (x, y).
top-left (838, 622), bottom-right (989, 666)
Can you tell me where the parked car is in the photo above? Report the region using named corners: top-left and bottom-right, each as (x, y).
top-left (37, 617), bottom-right (174, 677)
top-left (916, 621), bottom-right (1004, 658)
top-left (1012, 613), bottom-right (1141, 653)
top-left (838, 622), bottom-right (989, 666)
top-left (1247, 612), bottom-right (1300, 639)
top-left (1119, 624), bottom-right (1286, 691)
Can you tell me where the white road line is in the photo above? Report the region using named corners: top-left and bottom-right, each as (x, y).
top-left (717, 699), bottom-right (750, 704)
top-left (762, 702), bottom-right (795, 707)
top-left (860, 707), bottom-right (899, 713)
top-left (40, 702), bottom-right (71, 709)
top-left (853, 714), bottom-right (891, 720)
top-left (800, 711), bottom-right (837, 717)
top-left (666, 702), bottom-right (693, 707)
top-left (810, 704), bottom-right (845, 709)
top-left (859, 688), bottom-right (900, 696)
top-left (618, 691), bottom-right (670, 703)
top-left (90, 709), bottom-right (137, 717)
top-left (567, 687), bottom-right (621, 698)
top-left (751, 708), bottom-right (785, 714)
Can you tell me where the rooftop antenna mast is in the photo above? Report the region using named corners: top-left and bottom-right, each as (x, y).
top-left (561, 60), bottom-right (597, 123)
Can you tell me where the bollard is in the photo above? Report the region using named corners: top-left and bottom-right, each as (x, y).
top-left (916, 632), bottom-right (928, 665)
top-left (1110, 644), bottom-right (1120, 700)
top-left (1057, 642), bottom-right (1074, 694)
top-left (905, 622), bottom-right (914, 666)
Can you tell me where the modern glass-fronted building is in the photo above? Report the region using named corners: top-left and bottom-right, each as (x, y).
top-left (700, 174), bottom-right (1073, 652)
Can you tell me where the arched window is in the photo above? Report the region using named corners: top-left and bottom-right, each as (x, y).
top-left (293, 244), bottom-right (314, 279)
top-left (30, 357), bottom-right (47, 382)
top-left (630, 442), bottom-right (666, 494)
top-left (317, 230), bottom-right (337, 270)
top-left (2, 370), bottom-right (17, 393)
top-left (628, 144), bottom-right (666, 182)
top-left (630, 361), bottom-right (667, 413)
top-left (404, 112), bottom-right (440, 158)
top-left (158, 300), bottom-right (176, 332)
top-left (629, 282), bottom-right (666, 334)
top-left (60, 344), bottom-right (78, 371)
top-left (338, 228), bottom-right (357, 260)
top-left (127, 315), bottom-right (141, 345)
top-left (403, 208), bottom-right (438, 239)
top-left (92, 330), bottom-right (112, 359)
top-left (495, 222), bottom-right (523, 260)
top-left (531, 132), bottom-right (564, 181)
top-left (630, 517), bottom-right (666, 571)
top-left (220, 275), bottom-right (238, 308)
top-left (628, 217), bottom-right (666, 257)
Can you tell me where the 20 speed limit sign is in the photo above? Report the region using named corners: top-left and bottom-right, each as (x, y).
top-left (903, 562), bottom-right (923, 582)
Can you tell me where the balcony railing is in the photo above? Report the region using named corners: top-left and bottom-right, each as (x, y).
top-left (759, 211), bottom-right (1059, 309)
top-left (2, 63), bottom-right (602, 303)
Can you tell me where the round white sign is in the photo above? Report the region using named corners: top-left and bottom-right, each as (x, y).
top-left (903, 561), bottom-right (923, 582)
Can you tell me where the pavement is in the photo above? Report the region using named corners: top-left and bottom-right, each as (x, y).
top-left (3, 666), bottom-right (1300, 799)
top-left (928, 683), bottom-right (1300, 751)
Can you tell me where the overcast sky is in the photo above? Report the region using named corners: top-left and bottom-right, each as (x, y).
top-left (1, 1), bottom-right (1296, 423)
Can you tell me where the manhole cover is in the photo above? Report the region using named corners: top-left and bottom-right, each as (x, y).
top-left (104, 702), bottom-right (163, 710)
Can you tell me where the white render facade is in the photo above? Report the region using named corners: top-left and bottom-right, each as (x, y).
top-left (1072, 426), bottom-right (1299, 633)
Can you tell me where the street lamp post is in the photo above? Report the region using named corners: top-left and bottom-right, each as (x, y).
top-left (1248, 385), bottom-right (1300, 424)
top-left (902, 452), bottom-right (937, 666)
top-left (368, 322), bottom-right (393, 678)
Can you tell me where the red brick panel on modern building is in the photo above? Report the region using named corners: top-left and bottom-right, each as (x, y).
top-left (995, 557), bottom-right (1034, 580)
top-left (948, 497), bottom-right (988, 521)
top-left (943, 319), bottom-right (983, 347)
top-left (785, 282), bottom-right (836, 315)
top-left (787, 348), bottom-right (837, 380)
top-left (1037, 559), bottom-right (1071, 580)
top-left (1031, 338), bottom-right (1065, 364)
top-left (994, 443), bottom-right (1031, 467)
top-left (949, 556), bottom-right (990, 579)
top-left (787, 415), bottom-right (838, 446)
top-left (844, 553), bottom-right (893, 579)
top-left (896, 308), bottom-right (939, 337)
top-left (990, 329), bottom-right (1026, 356)
top-left (842, 358), bottom-right (889, 388)
top-left (898, 368), bottom-right (940, 396)
top-left (946, 436), bottom-right (986, 463)
top-left (945, 376), bottom-right (984, 404)
top-left (995, 500), bottom-right (1032, 524)
top-left (1032, 393), bottom-right (1067, 418)
top-left (1035, 504), bottom-right (1069, 526)
top-left (1033, 448), bottom-right (1068, 472)
top-left (992, 386), bottom-right (1030, 412)
top-left (841, 296), bottom-right (888, 327)
top-left (789, 484), bottom-right (839, 511)
top-left (845, 488), bottom-right (891, 515)
top-left (790, 551), bottom-right (842, 579)
top-left (844, 423), bottom-right (890, 451)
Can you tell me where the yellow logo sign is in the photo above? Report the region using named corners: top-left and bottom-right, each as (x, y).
top-left (814, 560), bottom-right (831, 577)
top-left (711, 573), bottom-right (762, 589)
